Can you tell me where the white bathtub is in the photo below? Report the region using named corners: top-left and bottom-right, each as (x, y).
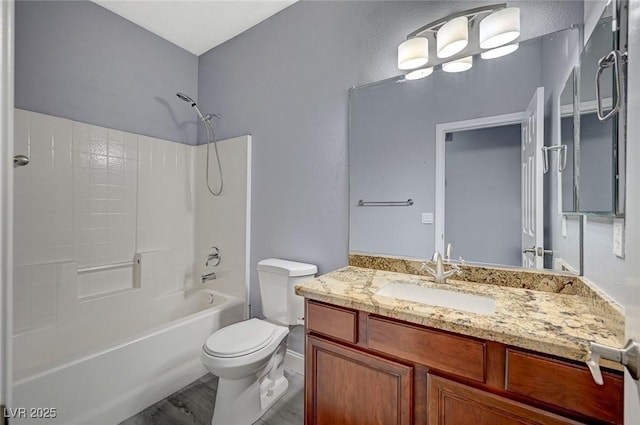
top-left (12, 291), bottom-right (245, 425)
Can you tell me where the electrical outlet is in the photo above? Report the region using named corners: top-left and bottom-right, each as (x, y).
top-left (612, 218), bottom-right (625, 258)
top-left (421, 212), bottom-right (433, 224)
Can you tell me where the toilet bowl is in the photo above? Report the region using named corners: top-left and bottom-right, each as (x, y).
top-left (201, 318), bottom-right (289, 425)
top-left (201, 258), bottom-right (317, 425)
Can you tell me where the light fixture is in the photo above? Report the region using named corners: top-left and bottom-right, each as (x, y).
top-left (397, 5), bottom-right (520, 77)
top-left (405, 67), bottom-right (434, 80)
top-left (481, 43), bottom-right (519, 59)
top-left (398, 37), bottom-right (429, 70)
top-left (442, 56), bottom-right (473, 73)
top-left (437, 16), bottom-right (469, 58)
top-left (479, 7), bottom-right (520, 49)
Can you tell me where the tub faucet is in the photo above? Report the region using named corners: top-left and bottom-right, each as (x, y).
top-left (201, 271), bottom-right (217, 284)
top-left (421, 251), bottom-right (461, 284)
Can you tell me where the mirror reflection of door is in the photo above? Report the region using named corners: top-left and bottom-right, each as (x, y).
top-left (445, 124), bottom-right (523, 267)
top-left (521, 87), bottom-right (545, 269)
top-left (444, 89), bottom-right (545, 269)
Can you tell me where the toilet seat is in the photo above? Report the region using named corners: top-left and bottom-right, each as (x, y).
top-left (204, 318), bottom-right (276, 358)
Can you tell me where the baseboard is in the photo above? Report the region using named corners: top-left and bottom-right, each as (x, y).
top-left (284, 349), bottom-right (304, 375)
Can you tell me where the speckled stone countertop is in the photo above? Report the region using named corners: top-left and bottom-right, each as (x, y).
top-left (296, 264), bottom-right (624, 370)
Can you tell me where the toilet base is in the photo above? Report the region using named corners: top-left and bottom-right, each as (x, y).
top-left (210, 342), bottom-right (289, 425)
top-left (260, 375), bottom-right (289, 415)
top-left (211, 375), bottom-right (289, 425)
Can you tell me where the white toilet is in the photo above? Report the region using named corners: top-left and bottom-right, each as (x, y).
top-left (201, 258), bottom-right (317, 425)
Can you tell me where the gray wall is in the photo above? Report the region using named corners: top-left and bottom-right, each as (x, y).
top-left (194, 0), bottom-right (582, 327)
top-left (584, 217), bottom-right (626, 302)
top-left (445, 125), bottom-right (522, 267)
top-left (15, 0), bottom-right (199, 144)
top-left (580, 113), bottom-right (615, 211)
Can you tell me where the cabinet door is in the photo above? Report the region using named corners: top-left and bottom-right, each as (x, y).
top-left (306, 336), bottom-right (413, 425)
top-left (428, 375), bottom-right (584, 425)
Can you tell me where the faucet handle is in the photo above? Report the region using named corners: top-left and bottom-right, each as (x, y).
top-left (443, 263), bottom-right (462, 278)
top-left (420, 261), bottom-right (436, 276)
top-left (206, 246), bottom-right (221, 267)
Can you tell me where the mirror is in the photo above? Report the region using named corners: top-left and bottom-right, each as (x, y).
top-left (575, 2), bottom-right (622, 215)
top-left (560, 69), bottom-right (576, 213)
top-left (349, 28), bottom-right (582, 272)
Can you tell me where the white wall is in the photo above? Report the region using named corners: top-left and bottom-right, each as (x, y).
top-left (12, 109), bottom-right (250, 376)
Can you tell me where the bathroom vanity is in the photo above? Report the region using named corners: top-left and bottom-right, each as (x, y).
top-left (296, 257), bottom-right (624, 425)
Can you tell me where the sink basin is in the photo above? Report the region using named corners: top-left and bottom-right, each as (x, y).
top-left (375, 283), bottom-right (496, 315)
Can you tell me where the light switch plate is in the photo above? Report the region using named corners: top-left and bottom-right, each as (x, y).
top-left (421, 212), bottom-right (433, 224)
top-left (561, 216), bottom-right (567, 238)
top-left (613, 218), bottom-right (625, 258)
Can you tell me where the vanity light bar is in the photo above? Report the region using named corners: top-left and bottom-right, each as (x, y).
top-left (400, 3), bottom-right (520, 80)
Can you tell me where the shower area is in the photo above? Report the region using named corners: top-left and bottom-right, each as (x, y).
top-left (7, 2), bottom-right (255, 423)
top-left (11, 107), bottom-right (252, 423)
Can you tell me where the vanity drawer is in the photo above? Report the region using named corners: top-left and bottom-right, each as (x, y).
top-left (306, 300), bottom-right (358, 344)
top-left (367, 316), bottom-right (486, 382)
top-left (505, 349), bottom-right (623, 424)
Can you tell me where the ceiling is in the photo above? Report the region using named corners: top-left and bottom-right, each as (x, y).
top-left (91, 0), bottom-right (298, 56)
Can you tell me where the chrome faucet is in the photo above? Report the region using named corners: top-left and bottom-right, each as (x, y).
top-left (421, 251), bottom-right (462, 284)
top-left (201, 271), bottom-right (217, 284)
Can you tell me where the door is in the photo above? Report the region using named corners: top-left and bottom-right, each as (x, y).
top-left (306, 336), bottom-right (413, 425)
top-left (624, 0), bottom-right (640, 422)
top-left (521, 87), bottom-right (544, 269)
top-left (0, 0), bottom-right (14, 414)
top-left (428, 375), bottom-right (582, 425)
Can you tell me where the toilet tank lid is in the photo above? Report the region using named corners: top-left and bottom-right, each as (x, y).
top-left (257, 258), bottom-right (318, 277)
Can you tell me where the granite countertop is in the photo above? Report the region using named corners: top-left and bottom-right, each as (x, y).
top-left (295, 266), bottom-right (624, 370)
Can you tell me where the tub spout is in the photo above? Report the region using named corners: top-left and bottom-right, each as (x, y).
top-left (201, 271), bottom-right (217, 284)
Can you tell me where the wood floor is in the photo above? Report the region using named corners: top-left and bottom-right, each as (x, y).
top-left (120, 370), bottom-right (304, 425)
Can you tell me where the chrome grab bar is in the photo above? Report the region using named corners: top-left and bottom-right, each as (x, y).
top-left (596, 50), bottom-right (625, 121)
top-left (541, 145), bottom-right (567, 174)
top-left (357, 199), bottom-right (413, 207)
top-left (77, 254), bottom-right (141, 274)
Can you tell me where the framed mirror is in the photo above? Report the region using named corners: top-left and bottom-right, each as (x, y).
top-left (574, 0), bottom-right (627, 215)
top-left (349, 27), bottom-right (583, 273)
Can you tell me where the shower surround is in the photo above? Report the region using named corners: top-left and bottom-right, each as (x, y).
top-left (12, 109), bottom-right (251, 424)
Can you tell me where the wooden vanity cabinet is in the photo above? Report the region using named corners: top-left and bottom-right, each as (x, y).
top-left (304, 299), bottom-right (623, 425)
top-left (306, 336), bottom-right (413, 425)
top-left (428, 375), bottom-right (584, 425)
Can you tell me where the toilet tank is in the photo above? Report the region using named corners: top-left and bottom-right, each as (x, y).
top-left (257, 258), bottom-right (317, 326)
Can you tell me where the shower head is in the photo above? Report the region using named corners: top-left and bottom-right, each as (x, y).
top-left (176, 92), bottom-right (196, 105)
top-left (176, 92), bottom-right (206, 122)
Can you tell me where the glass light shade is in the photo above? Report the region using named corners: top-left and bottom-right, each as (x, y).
top-left (481, 43), bottom-right (519, 59)
top-left (437, 16), bottom-right (469, 58)
top-left (442, 56), bottom-right (473, 73)
top-left (405, 67), bottom-right (434, 80)
top-left (398, 37), bottom-right (429, 70)
top-left (479, 7), bottom-right (520, 49)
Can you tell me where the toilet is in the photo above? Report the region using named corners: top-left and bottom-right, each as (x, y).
top-left (201, 258), bottom-right (317, 425)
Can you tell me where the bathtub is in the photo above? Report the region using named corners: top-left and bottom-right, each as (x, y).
top-left (12, 291), bottom-right (245, 425)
